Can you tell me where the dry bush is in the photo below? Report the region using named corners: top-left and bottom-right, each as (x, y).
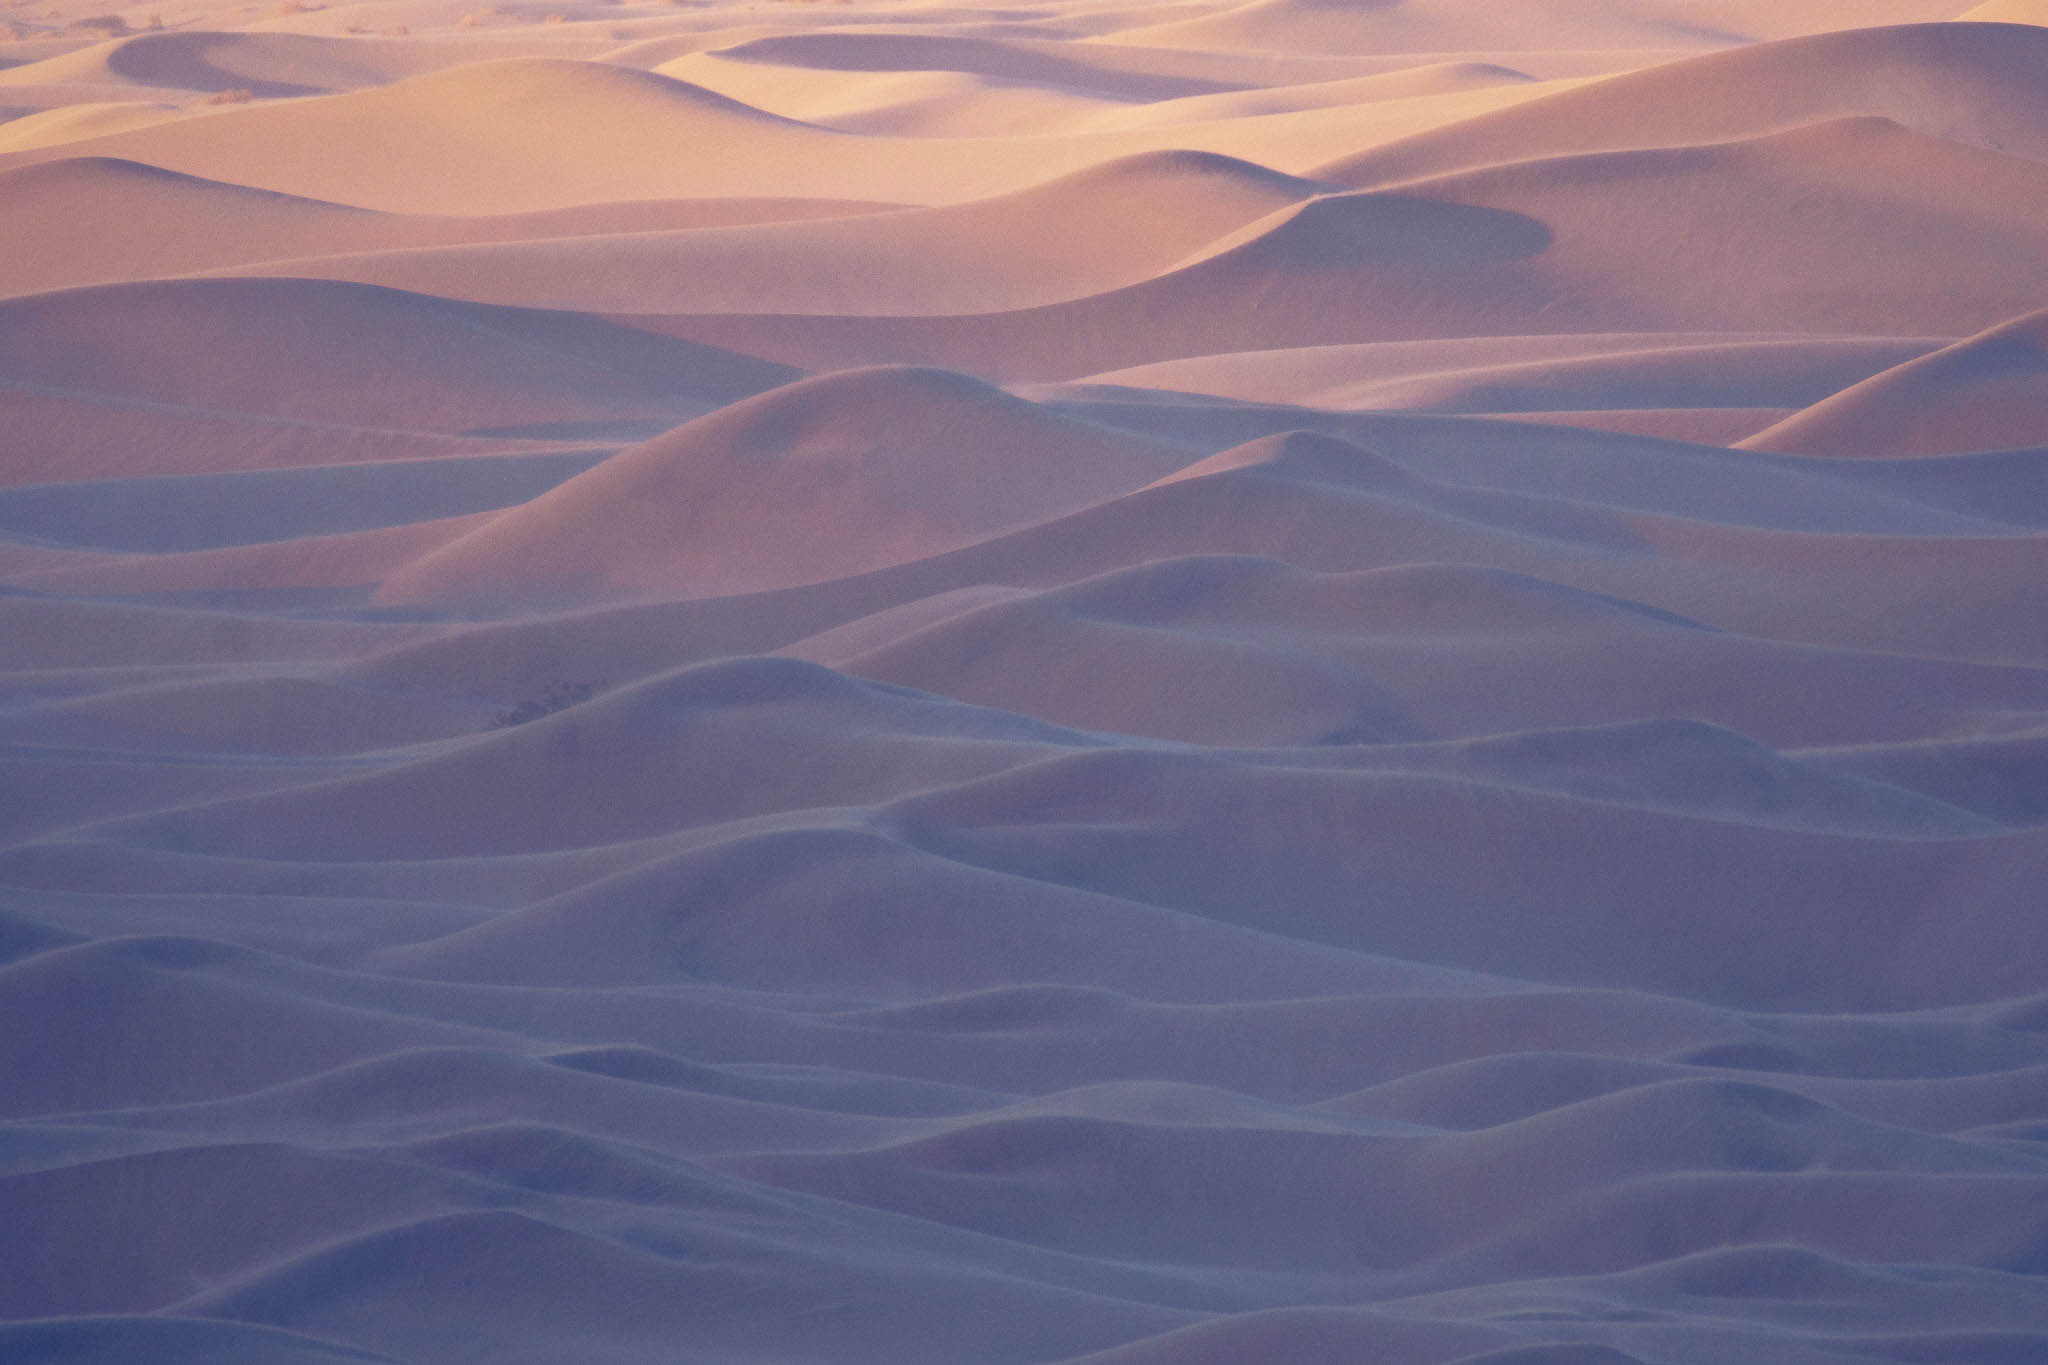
top-left (71, 12), bottom-right (127, 31)
top-left (205, 86), bottom-right (254, 103)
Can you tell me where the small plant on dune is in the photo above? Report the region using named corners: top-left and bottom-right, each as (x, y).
top-left (205, 87), bottom-right (254, 103)
top-left (487, 680), bottom-right (599, 730)
top-left (71, 12), bottom-right (126, 31)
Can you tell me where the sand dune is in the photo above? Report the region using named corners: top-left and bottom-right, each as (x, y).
top-left (1084, 334), bottom-right (1941, 411)
top-left (1392, 116), bottom-right (2048, 335)
top-left (1741, 307), bottom-right (2048, 456)
top-left (0, 58), bottom-right (849, 213)
top-left (626, 118), bottom-right (2048, 381)
top-left (0, 29), bottom-right (541, 98)
top-left (0, 42), bottom-right (1744, 214)
top-left (0, 157), bottom-right (398, 297)
top-left (8, 3), bottom-right (2048, 1364)
top-left (1322, 21), bottom-right (2048, 186)
top-left (0, 382), bottom-right (583, 485)
top-left (377, 366), bottom-right (1194, 603)
top-left (0, 155), bottom-right (902, 298)
top-left (206, 150), bottom-right (1332, 315)
top-left (0, 275), bottom-right (792, 442)
top-left (679, 29), bottom-right (1328, 99)
top-left (796, 553), bottom-right (2048, 750)
top-left (0, 99), bottom-right (184, 151)
top-left (1097, 0), bottom-right (1972, 55)
top-left (654, 51), bottom-right (1137, 137)
top-left (1962, 0), bottom-right (2048, 20)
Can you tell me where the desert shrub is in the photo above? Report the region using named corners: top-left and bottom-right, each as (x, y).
top-left (488, 680), bottom-right (599, 730)
top-left (72, 13), bottom-right (127, 31)
top-left (205, 87), bottom-right (254, 103)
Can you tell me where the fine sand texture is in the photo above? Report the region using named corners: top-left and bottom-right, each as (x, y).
top-left (5, 2), bottom-right (2048, 1363)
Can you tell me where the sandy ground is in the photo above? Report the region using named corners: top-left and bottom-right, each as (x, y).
top-left (4, 1), bottom-right (2048, 1361)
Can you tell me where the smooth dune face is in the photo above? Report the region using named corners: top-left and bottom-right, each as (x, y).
top-left (6, 3), bottom-right (2048, 1364)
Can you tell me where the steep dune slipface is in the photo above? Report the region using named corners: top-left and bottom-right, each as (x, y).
top-left (9, 4), bottom-right (2048, 1365)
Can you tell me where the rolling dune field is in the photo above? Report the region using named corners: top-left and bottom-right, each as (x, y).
top-left (4, 1), bottom-right (2048, 1361)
